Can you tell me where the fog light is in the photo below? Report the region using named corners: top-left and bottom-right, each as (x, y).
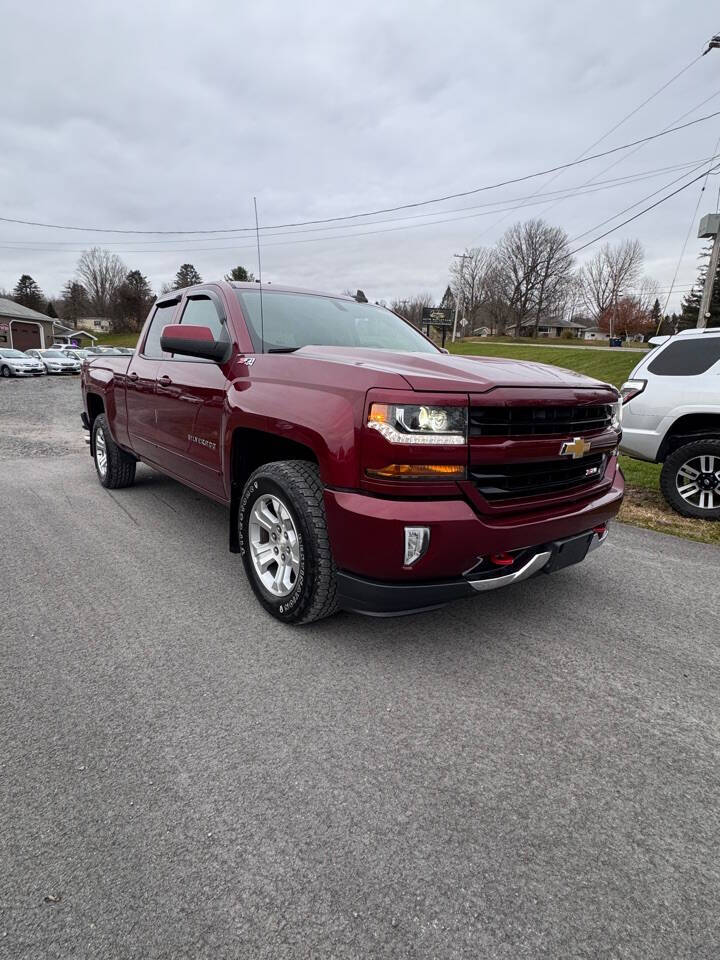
top-left (404, 526), bottom-right (430, 566)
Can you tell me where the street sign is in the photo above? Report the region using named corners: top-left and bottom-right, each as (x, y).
top-left (421, 307), bottom-right (452, 327)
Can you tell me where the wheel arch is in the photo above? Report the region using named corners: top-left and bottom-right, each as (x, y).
top-left (657, 412), bottom-right (720, 461)
top-left (228, 427), bottom-right (320, 553)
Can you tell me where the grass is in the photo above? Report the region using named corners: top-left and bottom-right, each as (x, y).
top-left (467, 335), bottom-right (650, 351)
top-left (449, 340), bottom-right (639, 388)
top-left (96, 332), bottom-right (140, 348)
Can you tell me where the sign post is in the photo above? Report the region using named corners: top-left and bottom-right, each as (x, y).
top-left (421, 307), bottom-right (453, 348)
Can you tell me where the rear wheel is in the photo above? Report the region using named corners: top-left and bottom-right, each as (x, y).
top-left (92, 414), bottom-right (136, 489)
top-left (660, 439), bottom-right (720, 520)
top-left (238, 461), bottom-right (338, 624)
top-left (1, 365), bottom-right (11, 378)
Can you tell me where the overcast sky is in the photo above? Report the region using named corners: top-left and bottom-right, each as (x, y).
top-left (2, 0), bottom-right (719, 311)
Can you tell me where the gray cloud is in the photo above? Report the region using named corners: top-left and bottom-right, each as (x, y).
top-left (1, 0), bottom-right (718, 309)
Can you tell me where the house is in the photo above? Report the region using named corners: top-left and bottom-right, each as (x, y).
top-left (75, 316), bottom-right (111, 334)
top-left (52, 322), bottom-right (98, 346)
top-left (504, 317), bottom-right (586, 338)
top-left (584, 327), bottom-right (608, 341)
top-left (0, 298), bottom-right (58, 350)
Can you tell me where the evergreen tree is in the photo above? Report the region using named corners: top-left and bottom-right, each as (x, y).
top-left (61, 280), bottom-right (91, 320)
top-left (13, 274), bottom-right (45, 311)
top-left (45, 300), bottom-right (58, 319)
top-left (174, 264), bottom-right (202, 289)
top-left (114, 270), bottom-right (154, 331)
top-left (224, 265), bottom-right (255, 282)
top-left (679, 241), bottom-right (720, 329)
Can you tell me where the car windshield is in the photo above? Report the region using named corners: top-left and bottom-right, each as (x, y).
top-left (41, 350), bottom-right (66, 358)
top-left (235, 290), bottom-right (438, 354)
top-left (0, 349), bottom-right (27, 358)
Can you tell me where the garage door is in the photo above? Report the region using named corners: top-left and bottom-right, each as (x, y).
top-left (10, 321), bottom-right (43, 351)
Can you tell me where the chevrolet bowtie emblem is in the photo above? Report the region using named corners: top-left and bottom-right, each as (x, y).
top-left (560, 436), bottom-right (591, 459)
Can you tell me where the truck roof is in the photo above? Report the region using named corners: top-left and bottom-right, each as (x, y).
top-left (227, 281), bottom-right (357, 301)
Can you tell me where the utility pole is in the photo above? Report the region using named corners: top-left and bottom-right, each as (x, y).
top-left (697, 214), bottom-right (720, 328)
top-left (451, 253), bottom-right (470, 343)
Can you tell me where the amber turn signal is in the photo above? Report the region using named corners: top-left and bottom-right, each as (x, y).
top-left (365, 463), bottom-right (466, 479)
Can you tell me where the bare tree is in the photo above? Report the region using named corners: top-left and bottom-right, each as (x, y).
top-left (580, 240), bottom-right (644, 331)
top-left (389, 293), bottom-right (433, 328)
top-left (449, 247), bottom-right (493, 329)
top-left (494, 220), bottom-right (573, 337)
top-left (76, 247), bottom-right (127, 316)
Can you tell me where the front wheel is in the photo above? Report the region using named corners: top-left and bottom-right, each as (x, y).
top-left (660, 440), bottom-right (720, 519)
top-left (1, 365), bottom-right (11, 378)
top-left (238, 461), bottom-right (338, 624)
top-left (92, 414), bottom-right (136, 489)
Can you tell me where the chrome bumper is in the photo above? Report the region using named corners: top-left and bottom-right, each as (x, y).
top-left (467, 528), bottom-right (608, 594)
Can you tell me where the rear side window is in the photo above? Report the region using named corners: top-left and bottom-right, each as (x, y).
top-left (143, 301), bottom-right (178, 359)
top-left (647, 337), bottom-right (720, 376)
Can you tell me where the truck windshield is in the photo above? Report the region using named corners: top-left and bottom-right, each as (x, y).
top-left (235, 290), bottom-right (439, 354)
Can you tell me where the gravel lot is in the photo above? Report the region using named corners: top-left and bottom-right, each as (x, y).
top-left (1, 377), bottom-right (719, 959)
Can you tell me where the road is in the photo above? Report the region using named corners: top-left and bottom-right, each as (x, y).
top-left (1, 377), bottom-right (719, 960)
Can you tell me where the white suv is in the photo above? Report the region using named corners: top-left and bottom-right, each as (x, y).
top-left (620, 328), bottom-right (720, 519)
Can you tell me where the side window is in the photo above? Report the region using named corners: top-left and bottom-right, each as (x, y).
top-left (647, 337), bottom-right (720, 377)
top-left (142, 302), bottom-right (178, 359)
top-left (178, 296), bottom-right (225, 340)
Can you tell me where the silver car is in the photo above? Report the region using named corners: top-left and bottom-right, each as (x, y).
top-left (25, 348), bottom-right (81, 375)
top-left (0, 348), bottom-right (46, 377)
top-left (620, 327), bottom-right (720, 519)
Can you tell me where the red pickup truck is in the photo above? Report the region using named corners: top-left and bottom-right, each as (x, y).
top-left (81, 282), bottom-right (624, 623)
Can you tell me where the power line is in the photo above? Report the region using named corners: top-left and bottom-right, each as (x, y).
top-left (1, 158), bottom-right (713, 254)
top-left (658, 129), bottom-right (720, 322)
top-left (2, 110), bottom-right (720, 237)
top-left (569, 159), bottom-right (720, 257)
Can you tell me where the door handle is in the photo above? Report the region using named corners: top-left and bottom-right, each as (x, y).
top-left (158, 375), bottom-right (173, 386)
top-left (128, 371), bottom-right (139, 382)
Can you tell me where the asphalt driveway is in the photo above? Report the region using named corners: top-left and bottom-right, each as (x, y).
top-left (1, 377), bottom-right (718, 959)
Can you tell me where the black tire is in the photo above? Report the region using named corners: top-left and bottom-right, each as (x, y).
top-left (238, 461), bottom-right (338, 624)
top-left (660, 439), bottom-right (720, 520)
top-left (0, 365), bottom-right (11, 378)
top-left (92, 413), bottom-right (137, 489)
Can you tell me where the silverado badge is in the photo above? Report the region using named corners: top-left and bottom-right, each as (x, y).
top-left (560, 436), bottom-right (591, 459)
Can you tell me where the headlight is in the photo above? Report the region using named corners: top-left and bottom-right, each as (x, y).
top-left (610, 400), bottom-right (622, 430)
top-left (368, 403), bottom-right (467, 445)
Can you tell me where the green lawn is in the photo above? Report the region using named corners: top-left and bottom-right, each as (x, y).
top-left (449, 341), bottom-right (638, 388)
top-left (96, 332), bottom-right (140, 348)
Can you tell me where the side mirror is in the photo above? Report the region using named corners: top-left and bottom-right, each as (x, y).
top-left (160, 324), bottom-right (231, 363)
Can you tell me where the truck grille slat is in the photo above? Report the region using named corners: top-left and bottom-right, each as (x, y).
top-left (471, 454), bottom-right (607, 500)
top-left (469, 404), bottom-right (613, 437)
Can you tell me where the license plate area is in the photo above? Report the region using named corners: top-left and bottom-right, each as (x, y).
top-left (544, 532), bottom-right (593, 573)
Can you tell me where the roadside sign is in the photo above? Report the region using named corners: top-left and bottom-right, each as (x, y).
top-left (421, 307), bottom-right (452, 327)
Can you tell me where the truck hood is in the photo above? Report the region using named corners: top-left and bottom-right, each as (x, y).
top-left (293, 346), bottom-right (613, 394)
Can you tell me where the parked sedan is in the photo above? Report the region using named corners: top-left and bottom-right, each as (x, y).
top-left (59, 347), bottom-right (94, 364)
top-left (25, 349), bottom-right (81, 375)
top-left (0, 348), bottom-right (46, 377)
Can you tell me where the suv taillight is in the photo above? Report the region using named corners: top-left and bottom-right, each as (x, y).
top-left (620, 379), bottom-right (646, 404)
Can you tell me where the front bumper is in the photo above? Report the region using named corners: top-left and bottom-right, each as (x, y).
top-left (336, 528), bottom-right (609, 616)
top-left (325, 463), bottom-right (623, 616)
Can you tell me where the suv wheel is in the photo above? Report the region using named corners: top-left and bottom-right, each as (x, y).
top-left (92, 414), bottom-right (137, 489)
top-left (660, 439), bottom-right (720, 519)
top-left (238, 461), bottom-right (338, 624)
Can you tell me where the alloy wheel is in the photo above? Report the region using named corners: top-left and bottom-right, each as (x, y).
top-left (676, 454), bottom-right (720, 511)
top-left (95, 428), bottom-right (108, 479)
top-left (248, 494), bottom-right (301, 597)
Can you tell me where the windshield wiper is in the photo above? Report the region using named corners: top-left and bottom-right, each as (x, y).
top-left (267, 347), bottom-right (300, 353)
